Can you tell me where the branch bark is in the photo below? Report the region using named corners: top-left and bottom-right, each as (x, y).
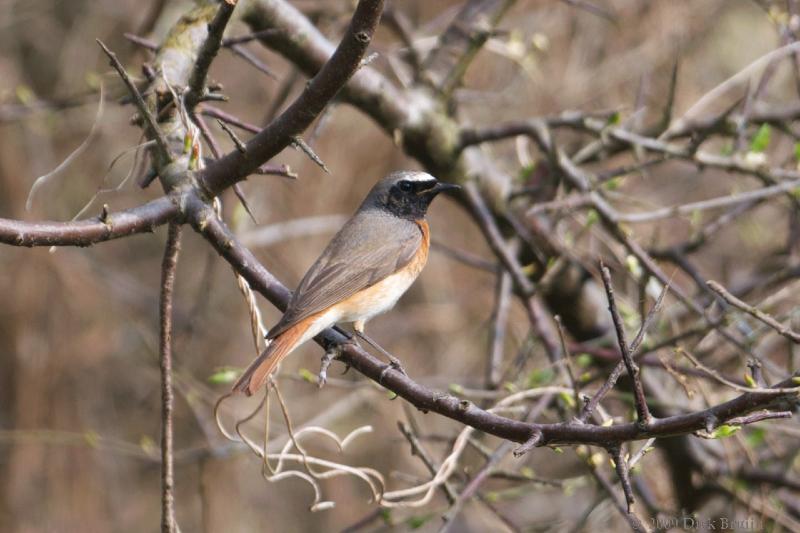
top-left (0, 196), bottom-right (178, 247)
top-left (188, 193), bottom-right (799, 449)
top-left (159, 223), bottom-right (182, 533)
top-left (198, 0), bottom-right (385, 195)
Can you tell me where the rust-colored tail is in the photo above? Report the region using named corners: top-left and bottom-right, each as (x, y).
top-left (232, 321), bottom-right (310, 396)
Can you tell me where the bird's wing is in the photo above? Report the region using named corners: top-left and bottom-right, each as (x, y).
top-left (267, 213), bottom-right (422, 339)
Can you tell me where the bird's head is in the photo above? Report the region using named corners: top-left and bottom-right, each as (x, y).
top-left (364, 171), bottom-right (460, 220)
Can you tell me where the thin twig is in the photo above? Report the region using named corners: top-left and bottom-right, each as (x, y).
top-left (554, 315), bottom-right (582, 415)
top-left (96, 39), bottom-right (171, 163)
top-left (588, 463), bottom-right (650, 532)
top-left (609, 445), bottom-right (635, 513)
top-left (159, 223), bottom-right (182, 533)
top-left (397, 421), bottom-right (457, 504)
top-left (217, 120), bottom-right (247, 153)
top-left (192, 112), bottom-right (258, 223)
top-left (291, 136), bottom-right (330, 173)
top-left (222, 29), bottom-right (284, 46)
top-left (628, 438), bottom-right (655, 469)
top-left (487, 270), bottom-right (512, 389)
top-left (578, 279), bottom-right (666, 424)
top-left (124, 32), bottom-right (158, 51)
top-left (615, 179), bottom-right (800, 224)
top-left (708, 280), bottom-right (800, 343)
top-left (229, 44), bottom-right (278, 79)
top-left (186, 0), bottom-right (238, 108)
top-left (600, 263), bottom-right (652, 427)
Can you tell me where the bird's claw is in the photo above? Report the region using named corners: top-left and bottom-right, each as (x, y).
top-left (388, 357), bottom-right (406, 376)
top-left (342, 336), bottom-right (362, 349)
top-left (318, 347), bottom-right (339, 388)
top-left (318, 340), bottom-right (359, 387)
top-left (378, 359), bottom-right (406, 385)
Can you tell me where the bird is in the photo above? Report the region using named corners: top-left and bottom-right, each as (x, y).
top-left (232, 170), bottom-right (460, 396)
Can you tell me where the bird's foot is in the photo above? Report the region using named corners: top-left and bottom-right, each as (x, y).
top-left (386, 355), bottom-right (406, 375)
top-left (318, 348), bottom-right (336, 388)
top-left (318, 339), bottom-right (359, 387)
top-left (378, 358), bottom-right (406, 385)
top-left (355, 331), bottom-right (407, 378)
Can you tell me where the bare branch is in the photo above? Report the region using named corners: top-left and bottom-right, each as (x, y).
top-left (96, 39), bottom-right (171, 164)
top-left (615, 179), bottom-right (800, 224)
top-left (185, 0), bottom-right (238, 108)
top-left (159, 223), bottom-right (182, 533)
top-left (199, 0), bottom-right (385, 195)
top-left (186, 191), bottom-right (799, 448)
top-left (486, 270), bottom-right (512, 389)
top-left (228, 44), bottom-right (278, 79)
top-left (397, 421), bottom-right (457, 504)
top-left (0, 196), bottom-right (177, 247)
top-left (422, 0), bottom-right (515, 97)
top-left (600, 264), bottom-right (652, 426)
top-left (222, 29), bottom-right (284, 47)
top-left (708, 280), bottom-right (800, 344)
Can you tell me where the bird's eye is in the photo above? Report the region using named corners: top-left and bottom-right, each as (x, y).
top-left (398, 180), bottom-right (413, 192)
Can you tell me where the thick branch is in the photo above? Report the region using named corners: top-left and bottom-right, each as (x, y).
top-left (198, 0), bottom-right (385, 195)
top-left (0, 196), bottom-right (178, 247)
top-left (186, 194), bottom-right (799, 449)
top-left (240, 0), bottom-right (409, 133)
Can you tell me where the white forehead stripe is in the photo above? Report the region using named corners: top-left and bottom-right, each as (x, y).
top-left (403, 172), bottom-right (436, 182)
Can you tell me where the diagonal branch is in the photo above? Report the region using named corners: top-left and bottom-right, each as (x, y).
top-left (185, 0), bottom-right (238, 108)
top-left (600, 264), bottom-right (652, 427)
top-left (708, 280), bottom-right (800, 344)
top-left (198, 0), bottom-right (385, 195)
top-left (96, 39), bottom-right (171, 164)
top-left (422, 0), bottom-right (516, 97)
top-left (185, 192), bottom-right (799, 450)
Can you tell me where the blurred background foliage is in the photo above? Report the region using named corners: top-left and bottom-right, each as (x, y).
top-left (1, 0), bottom-right (798, 531)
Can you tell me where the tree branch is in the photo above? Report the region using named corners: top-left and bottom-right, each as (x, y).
top-left (185, 0), bottom-right (238, 108)
top-left (186, 192), bottom-right (799, 449)
top-left (96, 39), bottom-right (171, 165)
top-left (422, 0), bottom-right (515, 97)
top-left (159, 223), bottom-right (182, 533)
top-left (600, 264), bottom-right (652, 427)
top-left (0, 196), bottom-right (178, 247)
top-left (198, 0), bottom-right (385, 195)
top-left (708, 280), bottom-right (800, 344)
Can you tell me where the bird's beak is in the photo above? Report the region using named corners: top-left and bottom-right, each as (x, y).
top-left (429, 181), bottom-right (461, 195)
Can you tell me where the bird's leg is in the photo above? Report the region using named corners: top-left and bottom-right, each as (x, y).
top-left (318, 347), bottom-right (337, 388)
top-left (318, 326), bottom-right (358, 387)
top-left (318, 342), bottom-right (354, 387)
top-left (333, 324), bottom-right (362, 349)
top-left (353, 321), bottom-right (407, 382)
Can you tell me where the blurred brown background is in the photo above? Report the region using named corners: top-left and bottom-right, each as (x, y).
top-left (0, 0), bottom-right (795, 531)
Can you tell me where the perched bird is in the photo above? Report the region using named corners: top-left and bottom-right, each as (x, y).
top-left (233, 171), bottom-right (459, 395)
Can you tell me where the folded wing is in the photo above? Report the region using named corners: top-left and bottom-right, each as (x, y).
top-left (267, 213), bottom-right (422, 340)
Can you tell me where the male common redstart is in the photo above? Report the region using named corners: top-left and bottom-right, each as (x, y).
top-left (233, 171), bottom-right (459, 395)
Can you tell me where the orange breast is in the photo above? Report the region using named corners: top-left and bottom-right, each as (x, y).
top-left (406, 219), bottom-right (430, 276)
top-left (332, 219), bottom-right (430, 322)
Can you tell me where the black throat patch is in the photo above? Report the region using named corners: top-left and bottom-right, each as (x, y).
top-left (385, 179), bottom-right (438, 220)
